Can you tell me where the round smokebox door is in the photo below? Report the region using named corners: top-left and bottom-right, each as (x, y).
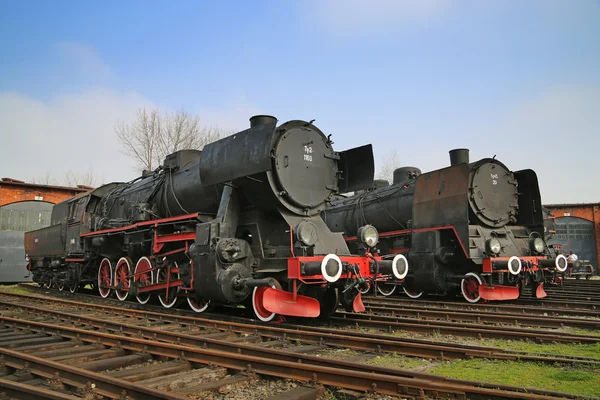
top-left (469, 161), bottom-right (518, 228)
top-left (273, 125), bottom-right (337, 210)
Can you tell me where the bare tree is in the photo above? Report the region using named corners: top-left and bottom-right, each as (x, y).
top-left (115, 108), bottom-right (162, 171)
top-left (157, 109), bottom-right (222, 161)
top-left (63, 169), bottom-right (99, 188)
top-left (376, 149), bottom-right (401, 184)
top-left (115, 108), bottom-right (224, 173)
top-left (30, 171), bottom-right (57, 186)
top-left (30, 169), bottom-right (99, 188)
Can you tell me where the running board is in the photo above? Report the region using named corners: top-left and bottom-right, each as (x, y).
top-left (262, 288), bottom-right (321, 318)
top-left (479, 284), bottom-right (520, 301)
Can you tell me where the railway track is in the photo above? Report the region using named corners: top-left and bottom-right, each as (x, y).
top-left (361, 300), bottom-right (600, 330)
top-left (19, 284), bottom-right (600, 345)
top-left (363, 296), bottom-right (600, 318)
top-left (0, 291), bottom-right (598, 399)
top-left (2, 291), bottom-right (598, 368)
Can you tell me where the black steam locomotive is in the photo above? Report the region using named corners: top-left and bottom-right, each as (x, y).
top-left (322, 149), bottom-right (567, 303)
top-left (24, 116), bottom-right (409, 320)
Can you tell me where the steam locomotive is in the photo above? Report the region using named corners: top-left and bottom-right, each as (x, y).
top-left (24, 116), bottom-right (409, 320)
top-left (322, 149), bottom-right (568, 303)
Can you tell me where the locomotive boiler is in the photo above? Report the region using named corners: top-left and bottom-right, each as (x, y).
top-left (322, 149), bottom-right (567, 303)
top-left (24, 116), bottom-right (409, 320)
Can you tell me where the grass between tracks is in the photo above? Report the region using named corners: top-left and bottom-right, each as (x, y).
top-left (428, 359), bottom-right (600, 397)
top-left (454, 337), bottom-right (600, 359)
top-left (0, 284), bottom-right (30, 295)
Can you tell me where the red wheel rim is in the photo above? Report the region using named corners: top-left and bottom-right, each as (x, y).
top-left (115, 258), bottom-right (131, 301)
top-left (98, 259), bottom-right (112, 298)
top-left (252, 286), bottom-right (275, 321)
top-left (134, 257), bottom-right (153, 304)
top-left (463, 277), bottom-right (480, 300)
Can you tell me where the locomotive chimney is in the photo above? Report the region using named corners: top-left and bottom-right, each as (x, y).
top-left (250, 115), bottom-right (277, 128)
top-left (449, 149), bottom-right (469, 166)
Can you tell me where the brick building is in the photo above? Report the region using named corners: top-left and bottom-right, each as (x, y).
top-left (0, 178), bottom-right (90, 283)
top-left (544, 202), bottom-right (600, 273)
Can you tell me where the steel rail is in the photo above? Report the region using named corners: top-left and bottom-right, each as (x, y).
top-left (362, 296), bottom-right (600, 317)
top-left (361, 301), bottom-right (600, 330)
top-left (4, 298), bottom-right (598, 368)
top-left (0, 315), bottom-right (589, 400)
top-left (2, 292), bottom-right (598, 366)
top-left (0, 347), bottom-right (188, 400)
top-left (331, 313), bottom-right (600, 344)
top-left (0, 379), bottom-right (79, 400)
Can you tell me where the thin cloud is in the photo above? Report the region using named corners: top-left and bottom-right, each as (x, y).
top-left (55, 41), bottom-right (114, 81)
top-left (314, 0), bottom-right (455, 35)
top-left (480, 85), bottom-right (599, 204)
top-left (0, 89), bottom-right (153, 183)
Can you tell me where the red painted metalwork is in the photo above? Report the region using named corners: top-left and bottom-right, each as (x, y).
top-left (292, 279), bottom-right (297, 301)
top-left (287, 255), bottom-right (373, 283)
top-left (153, 232), bottom-right (196, 254)
top-left (262, 288), bottom-right (320, 318)
top-left (137, 279), bottom-right (183, 293)
top-left (153, 247), bottom-right (188, 258)
top-left (536, 284), bottom-right (547, 299)
top-left (80, 212), bottom-right (199, 237)
top-left (482, 256), bottom-right (553, 274)
top-left (389, 248), bottom-right (410, 254)
top-left (65, 258), bottom-right (85, 262)
top-left (479, 284), bottom-right (520, 301)
top-left (352, 292), bottom-right (365, 312)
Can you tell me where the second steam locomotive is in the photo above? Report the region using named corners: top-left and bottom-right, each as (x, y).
top-left (323, 149), bottom-right (568, 303)
top-left (24, 116), bottom-right (408, 320)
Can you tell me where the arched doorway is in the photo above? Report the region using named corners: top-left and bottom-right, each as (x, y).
top-left (0, 201), bottom-right (54, 283)
top-left (546, 216), bottom-right (597, 274)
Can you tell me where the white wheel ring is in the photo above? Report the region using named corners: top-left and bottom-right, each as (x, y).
top-left (114, 257), bottom-right (131, 301)
top-left (187, 296), bottom-right (210, 313)
top-left (157, 262), bottom-right (179, 308)
top-left (252, 284), bottom-right (277, 322)
top-left (321, 254), bottom-right (343, 283)
top-left (461, 272), bottom-right (483, 303)
top-left (508, 256), bottom-right (522, 275)
top-left (556, 254), bottom-right (568, 272)
top-left (403, 286), bottom-right (424, 299)
top-left (358, 282), bottom-right (371, 294)
top-left (98, 258), bottom-right (113, 299)
top-left (134, 257), bottom-right (154, 305)
top-left (392, 254), bottom-right (409, 280)
top-left (377, 283), bottom-right (396, 296)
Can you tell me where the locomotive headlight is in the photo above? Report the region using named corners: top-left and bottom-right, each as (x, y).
top-left (296, 221), bottom-right (318, 247)
top-left (532, 237), bottom-right (545, 254)
top-left (358, 225), bottom-right (379, 248)
top-left (487, 238), bottom-right (501, 255)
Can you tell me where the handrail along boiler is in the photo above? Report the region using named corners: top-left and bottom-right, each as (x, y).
top-left (24, 115), bottom-right (408, 320)
top-left (322, 149), bottom-right (567, 303)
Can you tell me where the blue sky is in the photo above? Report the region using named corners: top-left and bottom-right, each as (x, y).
top-left (0, 0), bottom-right (598, 203)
